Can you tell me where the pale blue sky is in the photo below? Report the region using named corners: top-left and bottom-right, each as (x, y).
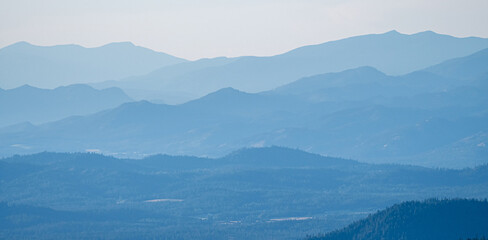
top-left (1, 0), bottom-right (487, 60)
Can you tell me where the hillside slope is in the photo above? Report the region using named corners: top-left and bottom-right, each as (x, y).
top-left (308, 199), bottom-right (488, 240)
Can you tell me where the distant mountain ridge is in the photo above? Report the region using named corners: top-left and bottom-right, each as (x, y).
top-left (1, 43), bottom-right (488, 168)
top-left (94, 30), bottom-right (488, 104)
top-left (424, 47), bottom-right (488, 80)
top-left (0, 84), bottom-right (132, 127)
top-left (308, 199), bottom-right (488, 240)
top-left (0, 41), bottom-right (187, 89)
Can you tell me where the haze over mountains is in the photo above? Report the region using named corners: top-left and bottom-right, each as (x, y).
top-left (2, 47), bottom-right (487, 168)
top-left (1, 29), bottom-right (488, 239)
top-left (1, 31), bottom-right (487, 104)
top-left (0, 84), bottom-right (132, 127)
top-left (0, 41), bottom-right (187, 89)
top-left (94, 30), bottom-right (488, 104)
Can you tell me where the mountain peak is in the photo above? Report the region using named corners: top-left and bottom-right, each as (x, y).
top-left (10, 41), bottom-right (33, 47)
top-left (181, 87), bottom-right (255, 108)
top-left (101, 42), bottom-right (136, 48)
top-left (215, 87), bottom-right (242, 94)
top-left (14, 84), bottom-right (38, 91)
top-left (223, 146), bottom-right (357, 168)
top-left (415, 30), bottom-right (438, 35)
top-left (1, 41), bottom-right (35, 51)
top-left (102, 100), bottom-right (170, 120)
top-left (304, 66), bottom-right (387, 83)
top-left (199, 87), bottom-right (246, 100)
top-left (384, 30), bottom-right (401, 35)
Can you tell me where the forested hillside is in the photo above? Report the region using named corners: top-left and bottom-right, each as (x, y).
top-left (307, 199), bottom-right (488, 240)
top-left (1, 148), bottom-right (488, 239)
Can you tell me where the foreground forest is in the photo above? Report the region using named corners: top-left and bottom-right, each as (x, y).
top-left (1, 148), bottom-right (487, 239)
top-left (307, 199), bottom-right (488, 240)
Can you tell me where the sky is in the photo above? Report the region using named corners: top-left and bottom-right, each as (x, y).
top-left (1, 0), bottom-right (487, 60)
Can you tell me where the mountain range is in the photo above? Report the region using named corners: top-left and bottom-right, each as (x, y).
top-left (0, 84), bottom-right (132, 127)
top-left (93, 30), bottom-right (488, 104)
top-left (0, 41), bottom-right (187, 89)
top-left (2, 28), bottom-right (487, 240)
top-left (2, 47), bottom-right (487, 168)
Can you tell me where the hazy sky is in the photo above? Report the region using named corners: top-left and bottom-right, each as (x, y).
top-left (1, 0), bottom-right (487, 60)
